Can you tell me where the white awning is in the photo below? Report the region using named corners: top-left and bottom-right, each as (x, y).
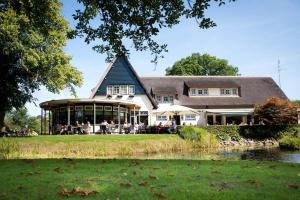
top-left (205, 108), bottom-right (254, 115)
top-left (152, 105), bottom-right (201, 115)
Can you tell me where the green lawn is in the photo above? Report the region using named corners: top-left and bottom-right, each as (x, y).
top-left (0, 159), bottom-right (299, 200)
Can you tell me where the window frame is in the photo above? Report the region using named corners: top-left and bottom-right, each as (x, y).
top-left (156, 115), bottom-right (168, 121)
top-left (128, 85), bottom-right (135, 95)
top-left (185, 114), bottom-right (196, 121)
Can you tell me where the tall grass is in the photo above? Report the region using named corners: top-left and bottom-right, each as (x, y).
top-left (179, 126), bottom-right (219, 148)
top-left (0, 137), bottom-right (20, 159)
top-left (1, 135), bottom-right (196, 159)
top-left (278, 135), bottom-right (300, 150)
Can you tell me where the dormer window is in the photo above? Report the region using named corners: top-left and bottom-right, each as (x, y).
top-left (190, 88), bottom-right (208, 96)
top-left (221, 88), bottom-right (238, 96)
top-left (156, 95), bottom-right (174, 103)
top-left (107, 85), bottom-right (135, 95)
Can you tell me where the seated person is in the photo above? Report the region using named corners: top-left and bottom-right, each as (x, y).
top-left (168, 121), bottom-right (177, 134)
top-left (123, 122), bottom-right (130, 134)
top-left (83, 121), bottom-right (92, 134)
top-left (156, 122), bottom-right (163, 133)
top-left (100, 120), bottom-right (108, 134)
top-left (74, 121), bottom-right (83, 134)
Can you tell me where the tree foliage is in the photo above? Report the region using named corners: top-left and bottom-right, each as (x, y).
top-left (165, 53), bottom-right (239, 75)
top-left (4, 108), bottom-right (40, 133)
top-left (292, 100), bottom-right (300, 107)
top-left (71, 0), bottom-right (235, 63)
top-left (0, 0), bottom-right (83, 128)
top-left (254, 97), bottom-right (298, 125)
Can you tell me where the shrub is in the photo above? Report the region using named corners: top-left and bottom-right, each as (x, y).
top-left (278, 135), bottom-right (300, 150)
top-left (254, 97), bottom-right (298, 125)
top-left (202, 125), bottom-right (241, 141)
top-left (0, 137), bottom-right (20, 159)
top-left (239, 125), bottom-right (300, 139)
top-left (178, 126), bottom-right (218, 148)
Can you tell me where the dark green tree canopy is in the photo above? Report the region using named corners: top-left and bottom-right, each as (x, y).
top-left (0, 0), bottom-right (83, 128)
top-left (71, 0), bottom-right (235, 62)
top-left (165, 53), bottom-right (239, 76)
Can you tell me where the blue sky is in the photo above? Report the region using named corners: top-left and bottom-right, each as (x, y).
top-left (26, 0), bottom-right (300, 116)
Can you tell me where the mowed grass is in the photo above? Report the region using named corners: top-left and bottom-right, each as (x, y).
top-left (0, 159), bottom-right (299, 200)
top-left (1, 135), bottom-right (195, 159)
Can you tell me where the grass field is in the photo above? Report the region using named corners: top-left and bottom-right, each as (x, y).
top-left (0, 135), bottom-right (195, 159)
top-left (0, 159), bottom-right (299, 200)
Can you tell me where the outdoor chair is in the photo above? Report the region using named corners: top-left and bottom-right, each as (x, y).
top-left (138, 125), bottom-right (147, 134)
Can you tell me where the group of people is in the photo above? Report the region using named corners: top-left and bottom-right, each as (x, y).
top-left (156, 119), bottom-right (177, 134)
top-left (1, 125), bottom-right (38, 137)
top-left (55, 121), bottom-right (92, 135)
top-left (99, 120), bottom-right (142, 134)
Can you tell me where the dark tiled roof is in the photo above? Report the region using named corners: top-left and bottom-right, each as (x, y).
top-left (140, 76), bottom-right (288, 109)
top-left (185, 78), bottom-right (240, 88)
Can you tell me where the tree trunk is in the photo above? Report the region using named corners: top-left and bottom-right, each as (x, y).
top-left (0, 108), bottom-right (5, 129)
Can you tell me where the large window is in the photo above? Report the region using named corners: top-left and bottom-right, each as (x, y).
top-left (220, 88), bottom-right (238, 96)
top-left (190, 88), bottom-right (208, 96)
top-left (107, 85), bottom-right (135, 95)
top-left (156, 115), bottom-right (168, 121)
top-left (84, 106), bottom-right (93, 123)
top-left (113, 85), bottom-right (120, 95)
top-left (156, 95), bottom-right (174, 103)
top-left (185, 114), bottom-right (196, 121)
top-left (107, 85), bottom-right (113, 95)
top-left (129, 85), bottom-right (135, 95)
top-left (96, 106), bottom-right (103, 124)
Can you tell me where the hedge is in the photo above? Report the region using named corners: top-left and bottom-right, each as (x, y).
top-left (177, 124), bottom-right (300, 141)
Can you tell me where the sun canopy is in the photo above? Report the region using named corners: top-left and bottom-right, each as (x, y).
top-left (152, 105), bottom-right (201, 115)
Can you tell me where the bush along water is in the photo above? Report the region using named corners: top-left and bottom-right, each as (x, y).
top-left (202, 125), bottom-right (241, 141)
top-left (278, 126), bottom-right (300, 150)
top-left (178, 126), bottom-right (218, 148)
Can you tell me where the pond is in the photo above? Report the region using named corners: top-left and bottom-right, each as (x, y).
top-left (118, 147), bottom-right (300, 163)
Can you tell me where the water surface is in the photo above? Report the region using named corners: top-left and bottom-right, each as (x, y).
top-left (118, 147), bottom-right (300, 163)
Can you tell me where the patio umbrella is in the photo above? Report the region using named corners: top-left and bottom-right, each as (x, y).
top-left (152, 105), bottom-right (200, 115)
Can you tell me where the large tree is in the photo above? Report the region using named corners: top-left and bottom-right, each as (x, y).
top-left (165, 53), bottom-right (239, 75)
top-left (71, 0), bottom-right (235, 63)
top-left (0, 0), bottom-right (83, 128)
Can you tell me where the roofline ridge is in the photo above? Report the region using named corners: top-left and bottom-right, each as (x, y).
top-left (140, 76), bottom-right (272, 78)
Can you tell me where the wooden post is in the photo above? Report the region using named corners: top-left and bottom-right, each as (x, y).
top-left (242, 116), bottom-right (247, 124)
top-left (118, 104), bottom-right (121, 134)
top-left (138, 110), bottom-right (141, 124)
top-left (213, 114), bottom-right (217, 125)
top-left (44, 110), bottom-right (47, 134)
top-left (67, 105), bottom-right (70, 126)
top-left (129, 109), bottom-right (131, 124)
top-left (48, 110), bottom-right (51, 135)
top-left (41, 108), bottom-right (43, 135)
top-left (93, 103), bottom-right (96, 133)
top-left (222, 115), bottom-right (226, 125)
top-left (133, 106), bottom-right (136, 134)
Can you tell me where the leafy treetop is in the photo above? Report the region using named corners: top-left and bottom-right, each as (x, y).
top-left (165, 53), bottom-right (239, 76)
top-left (0, 0), bottom-right (83, 128)
top-left (71, 0), bottom-right (235, 63)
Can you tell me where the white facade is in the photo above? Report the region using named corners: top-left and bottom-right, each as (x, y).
top-left (94, 94), bottom-right (154, 125)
